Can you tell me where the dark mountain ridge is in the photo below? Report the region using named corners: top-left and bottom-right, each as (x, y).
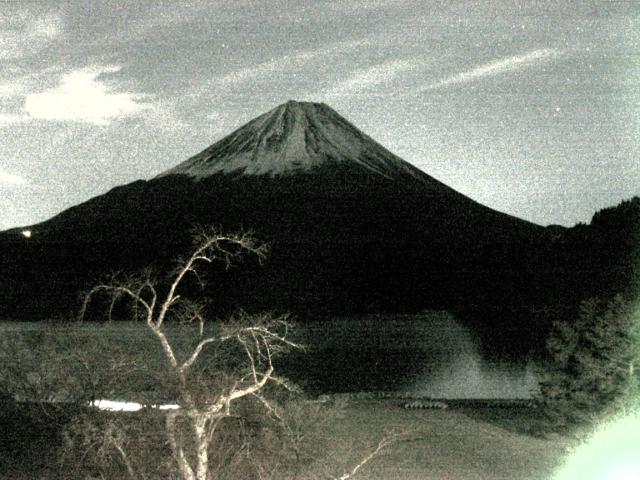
top-left (1, 101), bottom-right (635, 354)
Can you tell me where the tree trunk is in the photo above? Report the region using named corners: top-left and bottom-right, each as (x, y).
top-left (194, 414), bottom-right (209, 480)
top-left (166, 413), bottom-right (196, 480)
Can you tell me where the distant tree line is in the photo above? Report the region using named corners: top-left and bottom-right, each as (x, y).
top-left (533, 197), bottom-right (640, 431)
top-left (460, 196), bottom-right (640, 357)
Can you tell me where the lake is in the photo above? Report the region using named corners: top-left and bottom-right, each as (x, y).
top-left (0, 311), bottom-right (539, 402)
top-left (279, 311), bottom-right (539, 398)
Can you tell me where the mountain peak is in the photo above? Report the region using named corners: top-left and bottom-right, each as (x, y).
top-left (158, 101), bottom-right (427, 181)
top-left (282, 99), bottom-right (323, 109)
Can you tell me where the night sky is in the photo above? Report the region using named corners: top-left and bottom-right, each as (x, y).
top-left (1, 1), bottom-right (638, 230)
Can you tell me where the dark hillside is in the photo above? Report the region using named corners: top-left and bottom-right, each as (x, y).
top-left (1, 102), bottom-right (635, 355)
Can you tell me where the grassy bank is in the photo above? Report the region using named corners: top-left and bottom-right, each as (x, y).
top-left (0, 398), bottom-right (574, 479)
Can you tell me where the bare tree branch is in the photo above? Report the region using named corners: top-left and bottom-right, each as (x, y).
top-left (181, 337), bottom-right (220, 372)
top-left (332, 431), bottom-right (408, 480)
top-left (73, 229), bottom-right (305, 480)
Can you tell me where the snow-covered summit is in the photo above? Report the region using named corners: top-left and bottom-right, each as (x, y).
top-left (158, 100), bottom-right (427, 181)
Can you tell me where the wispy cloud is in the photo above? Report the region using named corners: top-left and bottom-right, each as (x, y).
top-left (325, 59), bottom-right (416, 98)
top-left (326, 0), bottom-right (410, 13)
top-left (215, 52), bottom-right (316, 88)
top-left (423, 49), bottom-right (561, 90)
top-left (213, 39), bottom-right (371, 89)
top-left (0, 10), bottom-right (63, 59)
top-left (24, 65), bottom-right (153, 125)
top-left (0, 169), bottom-right (27, 185)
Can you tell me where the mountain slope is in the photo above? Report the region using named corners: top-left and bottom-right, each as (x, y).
top-left (0, 100), bottom-right (556, 350)
top-left (160, 100), bottom-right (431, 182)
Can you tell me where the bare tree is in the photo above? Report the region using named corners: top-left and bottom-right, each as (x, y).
top-left (63, 228), bottom-right (413, 480)
top-left (79, 229), bottom-right (302, 480)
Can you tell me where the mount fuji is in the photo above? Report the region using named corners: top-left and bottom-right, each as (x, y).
top-left (160, 100), bottom-right (433, 182)
top-left (1, 100), bottom-right (560, 347)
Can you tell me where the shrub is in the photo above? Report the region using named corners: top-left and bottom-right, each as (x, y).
top-left (538, 294), bottom-right (639, 432)
top-left (58, 394), bottom-right (355, 480)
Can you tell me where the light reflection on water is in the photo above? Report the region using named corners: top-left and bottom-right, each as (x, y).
top-left (404, 315), bottom-right (539, 398)
top-left (284, 312), bottom-right (539, 398)
top-left (89, 399), bottom-right (180, 412)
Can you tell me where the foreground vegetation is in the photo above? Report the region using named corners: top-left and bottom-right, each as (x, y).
top-left (537, 295), bottom-right (640, 432)
top-left (0, 397), bottom-right (575, 480)
top-left (1, 230), bottom-right (412, 480)
top-left (2, 225), bottom-right (638, 479)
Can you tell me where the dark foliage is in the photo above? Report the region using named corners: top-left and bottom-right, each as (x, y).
top-left (538, 295), bottom-right (639, 431)
top-left (58, 401), bottom-right (302, 480)
top-left (0, 401), bottom-right (82, 478)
